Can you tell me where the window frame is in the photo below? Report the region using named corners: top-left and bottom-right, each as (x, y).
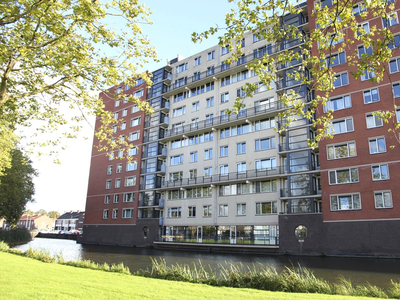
top-left (374, 191), bottom-right (393, 209)
top-left (371, 164), bottom-right (390, 181)
top-left (369, 136), bottom-right (386, 154)
top-left (330, 193), bottom-right (361, 211)
top-left (328, 168), bottom-right (359, 185)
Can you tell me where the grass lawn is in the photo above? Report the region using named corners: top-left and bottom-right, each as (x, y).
top-left (0, 251), bottom-right (373, 300)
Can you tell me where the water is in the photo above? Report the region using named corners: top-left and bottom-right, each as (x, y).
top-left (15, 238), bottom-right (400, 289)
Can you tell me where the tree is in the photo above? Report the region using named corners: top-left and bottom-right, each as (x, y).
top-left (47, 211), bottom-right (61, 219)
top-left (36, 209), bottom-right (47, 216)
top-left (0, 148), bottom-right (37, 226)
top-left (23, 209), bottom-right (35, 216)
top-left (0, 0), bottom-right (158, 171)
top-left (193, 0), bottom-right (399, 147)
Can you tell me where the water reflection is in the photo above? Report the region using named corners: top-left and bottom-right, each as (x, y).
top-left (15, 238), bottom-right (400, 289)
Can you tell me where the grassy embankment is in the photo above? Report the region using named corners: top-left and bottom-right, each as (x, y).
top-left (0, 250), bottom-right (374, 300)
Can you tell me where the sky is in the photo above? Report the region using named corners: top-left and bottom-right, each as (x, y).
top-left (26, 0), bottom-right (236, 214)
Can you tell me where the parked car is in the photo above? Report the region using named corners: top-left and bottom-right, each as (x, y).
top-left (69, 230), bottom-right (82, 235)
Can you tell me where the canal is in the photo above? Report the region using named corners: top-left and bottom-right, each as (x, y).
top-left (15, 237), bottom-right (400, 289)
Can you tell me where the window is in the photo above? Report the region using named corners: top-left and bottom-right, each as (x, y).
top-left (131, 105), bottom-right (140, 113)
top-left (106, 180), bottom-right (111, 189)
top-left (170, 171), bottom-right (183, 182)
top-left (255, 137), bottom-right (276, 150)
top-left (170, 154), bottom-right (184, 165)
top-left (176, 62), bottom-right (188, 74)
top-left (328, 118), bottom-right (354, 134)
top-left (115, 178), bottom-right (121, 188)
top-left (237, 142), bottom-right (246, 154)
top-left (203, 205), bottom-right (212, 217)
top-left (218, 204), bottom-right (228, 216)
top-left (194, 56), bottom-right (201, 66)
top-left (256, 202), bottom-right (278, 214)
top-left (190, 151), bottom-right (198, 162)
top-left (121, 122), bottom-right (126, 130)
top-left (133, 90), bottom-right (143, 98)
top-left (324, 95), bottom-right (351, 112)
top-left (125, 176), bottom-right (136, 187)
top-left (120, 135), bottom-right (125, 144)
top-left (193, 71), bottom-right (200, 81)
top-left (220, 165), bottom-right (228, 175)
top-left (221, 62), bottom-right (230, 71)
top-left (208, 51), bottom-right (215, 60)
top-left (112, 125), bottom-right (117, 133)
top-left (167, 207), bottom-right (182, 218)
top-left (363, 89), bottom-right (379, 104)
top-left (333, 73), bottom-right (349, 88)
top-left (325, 52), bottom-right (346, 67)
top-left (189, 169), bottom-right (197, 180)
top-left (221, 93), bottom-right (229, 103)
top-left (330, 194), bottom-right (361, 211)
top-left (253, 32), bottom-right (265, 42)
top-left (115, 99), bottom-right (120, 107)
top-left (128, 147), bottom-right (138, 156)
top-left (103, 209), bottom-right (109, 219)
top-left (104, 195), bottom-right (110, 204)
top-left (124, 192), bottom-right (134, 202)
top-left (123, 95), bottom-right (128, 104)
top-left (327, 142), bottom-right (356, 160)
top-left (221, 45), bottom-right (229, 55)
top-left (188, 206), bottom-right (196, 217)
top-left (389, 34), bottom-right (400, 49)
top-left (113, 112), bottom-right (118, 120)
top-left (116, 163), bottom-right (122, 173)
top-left (108, 152), bottom-right (114, 161)
top-left (374, 191), bottom-right (393, 208)
top-left (126, 162), bottom-right (137, 171)
top-left (390, 57), bottom-right (400, 74)
top-left (372, 164), bottom-right (389, 181)
top-left (237, 162), bottom-right (246, 174)
top-left (253, 46), bottom-right (268, 59)
top-left (204, 167), bottom-right (212, 177)
top-left (221, 76), bottom-right (231, 87)
top-left (393, 83), bottom-right (400, 98)
top-left (358, 45), bottom-right (373, 58)
top-left (329, 32), bottom-right (344, 45)
top-left (220, 146), bottom-right (228, 157)
top-left (237, 87), bottom-right (246, 97)
top-left (118, 150), bottom-right (123, 158)
top-left (329, 168), bottom-right (359, 184)
top-left (173, 106), bottom-right (186, 118)
top-left (357, 22), bottom-right (370, 36)
top-left (255, 158), bottom-right (276, 170)
top-left (204, 149), bottom-right (213, 160)
top-left (129, 131), bottom-right (140, 141)
top-left (112, 209), bottom-right (118, 219)
top-left (383, 12), bottom-right (399, 27)
top-left (205, 114), bottom-right (214, 124)
top-left (107, 165), bottom-right (113, 175)
top-left (130, 117), bottom-right (141, 127)
top-left (122, 208), bottom-right (134, 218)
top-left (207, 66), bottom-right (215, 76)
top-left (113, 194), bottom-right (119, 203)
top-left (237, 203), bottom-right (246, 216)
top-left (353, 3), bottom-right (366, 16)
top-left (366, 112), bottom-right (383, 128)
top-left (369, 137), bottom-right (386, 154)
top-left (134, 78), bottom-right (144, 87)
top-left (192, 101), bottom-right (199, 111)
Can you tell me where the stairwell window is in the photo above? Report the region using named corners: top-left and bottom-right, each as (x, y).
top-left (329, 168), bottom-right (359, 184)
top-left (330, 194), bottom-right (361, 211)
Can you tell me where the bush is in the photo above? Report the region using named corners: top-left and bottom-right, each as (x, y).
top-left (0, 228), bottom-right (31, 246)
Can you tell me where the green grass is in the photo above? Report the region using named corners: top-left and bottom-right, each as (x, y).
top-left (0, 251), bottom-right (374, 300)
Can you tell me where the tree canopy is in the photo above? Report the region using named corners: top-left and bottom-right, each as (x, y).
top-left (193, 0), bottom-right (399, 148)
top-left (0, 148), bottom-right (37, 226)
top-left (0, 0), bottom-right (158, 170)
top-left (47, 211), bottom-right (61, 219)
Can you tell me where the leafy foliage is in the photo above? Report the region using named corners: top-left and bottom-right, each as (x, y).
top-left (47, 211), bottom-right (61, 219)
top-left (193, 0), bottom-right (400, 148)
top-left (0, 148), bottom-right (37, 225)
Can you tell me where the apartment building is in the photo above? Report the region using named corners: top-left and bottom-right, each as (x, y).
top-left (83, 0), bottom-right (400, 255)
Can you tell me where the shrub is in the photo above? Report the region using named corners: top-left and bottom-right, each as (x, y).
top-left (0, 228), bottom-right (31, 246)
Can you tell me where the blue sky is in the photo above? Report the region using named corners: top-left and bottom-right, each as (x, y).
top-left (27, 0), bottom-right (234, 213)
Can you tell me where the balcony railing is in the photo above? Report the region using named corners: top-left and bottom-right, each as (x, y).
top-left (161, 166), bottom-right (286, 189)
top-left (163, 100), bottom-right (283, 139)
top-left (138, 198), bottom-right (164, 208)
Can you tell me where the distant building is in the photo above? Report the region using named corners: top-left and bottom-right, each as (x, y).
top-left (55, 211), bottom-right (85, 232)
top-left (18, 215), bottom-right (54, 231)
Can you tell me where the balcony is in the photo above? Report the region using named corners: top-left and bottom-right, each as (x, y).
top-left (138, 198), bottom-right (164, 208)
top-left (280, 187), bottom-right (321, 198)
top-left (159, 116), bottom-right (169, 127)
top-left (162, 100), bottom-right (283, 140)
top-left (161, 166), bottom-right (286, 189)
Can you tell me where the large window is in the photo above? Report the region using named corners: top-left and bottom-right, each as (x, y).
top-left (324, 95), bottom-right (351, 112)
top-left (329, 168), bottom-right (359, 184)
top-left (366, 112), bottom-right (383, 128)
top-left (327, 142), bottom-right (356, 160)
top-left (256, 202), bottom-right (278, 214)
top-left (168, 207), bottom-right (182, 218)
top-left (363, 88), bottom-right (379, 104)
top-left (374, 191), bottom-right (393, 208)
top-left (255, 137), bottom-right (276, 150)
top-left (218, 204), bottom-right (228, 217)
top-left (130, 117), bottom-right (140, 127)
top-left (330, 194), bottom-right (361, 211)
top-left (122, 208), bottom-right (134, 218)
top-left (369, 137), bottom-right (386, 154)
top-left (372, 164), bottom-right (389, 181)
